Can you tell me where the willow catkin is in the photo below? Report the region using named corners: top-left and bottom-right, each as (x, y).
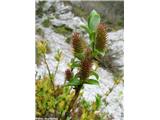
top-left (72, 32), bottom-right (83, 56)
top-left (79, 49), bottom-right (92, 80)
top-left (95, 23), bottom-right (107, 52)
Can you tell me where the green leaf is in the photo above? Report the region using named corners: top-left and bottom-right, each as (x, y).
top-left (63, 86), bottom-right (70, 95)
top-left (95, 94), bottom-right (101, 109)
top-left (74, 53), bottom-right (84, 60)
top-left (37, 90), bottom-right (45, 96)
top-left (66, 116), bottom-right (70, 120)
top-left (80, 25), bottom-right (90, 34)
top-left (93, 49), bottom-right (105, 57)
top-left (88, 10), bottom-right (100, 32)
top-left (84, 79), bottom-right (99, 85)
top-left (89, 31), bottom-right (96, 50)
top-left (70, 58), bottom-right (80, 69)
top-left (54, 55), bottom-right (60, 61)
top-left (89, 31), bottom-right (95, 41)
top-left (81, 99), bottom-right (91, 109)
top-left (66, 77), bottom-right (81, 86)
top-left (71, 62), bottom-right (79, 69)
top-left (54, 49), bottom-right (62, 61)
top-left (90, 71), bottom-right (99, 80)
top-left (119, 91), bottom-right (123, 97)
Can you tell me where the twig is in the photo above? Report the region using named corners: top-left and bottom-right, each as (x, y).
top-left (54, 60), bottom-right (60, 77)
top-left (102, 82), bottom-right (117, 106)
top-left (43, 54), bottom-right (52, 81)
top-left (63, 85), bottom-right (82, 120)
top-left (105, 82), bottom-right (116, 97)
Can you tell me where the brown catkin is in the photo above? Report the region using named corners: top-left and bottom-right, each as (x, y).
top-left (72, 32), bottom-right (83, 55)
top-left (79, 50), bottom-right (92, 80)
top-left (95, 23), bottom-right (107, 52)
top-left (65, 69), bottom-right (72, 81)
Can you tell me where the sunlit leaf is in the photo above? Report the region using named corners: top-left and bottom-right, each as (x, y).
top-left (90, 71), bottom-right (99, 80)
top-left (95, 94), bottom-right (101, 109)
top-left (54, 49), bottom-right (62, 61)
top-left (70, 59), bottom-right (80, 69)
top-left (88, 10), bottom-right (101, 32)
top-left (74, 52), bottom-right (84, 60)
top-left (80, 25), bottom-right (90, 34)
top-left (66, 76), bottom-right (81, 86)
top-left (84, 79), bottom-right (99, 85)
top-left (93, 48), bottom-right (105, 57)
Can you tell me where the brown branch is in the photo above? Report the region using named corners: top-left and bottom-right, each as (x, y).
top-left (63, 85), bottom-right (82, 120)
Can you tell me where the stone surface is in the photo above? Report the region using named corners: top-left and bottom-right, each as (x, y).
top-left (108, 29), bottom-right (124, 72)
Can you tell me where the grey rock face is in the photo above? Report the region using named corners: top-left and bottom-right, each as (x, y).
top-left (55, 1), bottom-right (72, 15)
top-left (36, 1), bottom-right (123, 120)
top-left (51, 1), bottom-right (86, 30)
top-left (108, 29), bottom-right (124, 72)
top-left (51, 17), bottom-right (86, 31)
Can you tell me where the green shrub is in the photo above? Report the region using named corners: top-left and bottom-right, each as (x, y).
top-left (36, 28), bottom-right (44, 37)
top-left (42, 18), bottom-right (51, 28)
top-left (53, 25), bottom-right (73, 36)
top-left (36, 1), bottom-right (46, 18)
top-left (36, 40), bottom-right (51, 66)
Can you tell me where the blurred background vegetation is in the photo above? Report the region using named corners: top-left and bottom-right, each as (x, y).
top-left (36, 1), bottom-right (124, 32)
top-left (64, 1), bottom-right (124, 31)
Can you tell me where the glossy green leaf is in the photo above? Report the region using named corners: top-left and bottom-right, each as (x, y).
top-left (74, 53), bottom-right (84, 60)
top-left (66, 77), bottom-right (81, 86)
top-left (88, 10), bottom-right (100, 32)
top-left (84, 79), bottom-right (99, 85)
top-left (80, 25), bottom-right (90, 34)
top-left (90, 71), bottom-right (99, 80)
top-left (70, 59), bottom-right (80, 69)
top-left (93, 48), bottom-right (105, 57)
top-left (89, 31), bottom-right (96, 41)
top-left (95, 94), bottom-right (101, 109)
top-left (71, 62), bottom-right (79, 69)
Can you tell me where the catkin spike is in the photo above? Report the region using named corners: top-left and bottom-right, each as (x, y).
top-left (79, 50), bottom-right (92, 80)
top-left (72, 32), bottom-right (83, 56)
top-left (95, 23), bottom-right (107, 52)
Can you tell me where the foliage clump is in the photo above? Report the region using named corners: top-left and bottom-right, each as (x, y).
top-left (36, 27), bottom-right (44, 37)
top-left (42, 18), bottom-right (52, 28)
top-left (36, 40), bottom-right (51, 66)
top-left (54, 25), bottom-right (73, 36)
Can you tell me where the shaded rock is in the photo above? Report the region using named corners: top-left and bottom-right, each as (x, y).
top-left (55, 1), bottom-right (72, 15)
top-left (108, 29), bottom-right (124, 73)
top-left (52, 17), bottom-right (86, 30)
top-left (58, 11), bottom-right (74, 20)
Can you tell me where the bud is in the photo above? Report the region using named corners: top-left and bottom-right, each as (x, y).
top-left (65, 69), bottom-right (72, 81)
top-left (95, 23), bottom-right (107, 52)
top-left (72, 32), bottom-right (83, 56)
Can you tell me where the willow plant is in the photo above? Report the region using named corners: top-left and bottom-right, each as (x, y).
top-left (63, 10), bottom-right (108, 119)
